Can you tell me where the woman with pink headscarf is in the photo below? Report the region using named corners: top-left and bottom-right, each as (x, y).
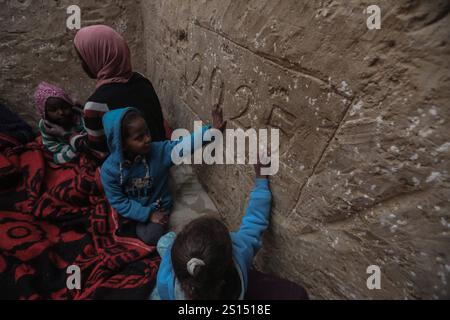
top-left (74, 25), bottom-right (166, 161)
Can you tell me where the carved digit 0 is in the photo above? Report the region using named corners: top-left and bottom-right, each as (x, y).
top-left (188, 53), bottom-right (204, 93)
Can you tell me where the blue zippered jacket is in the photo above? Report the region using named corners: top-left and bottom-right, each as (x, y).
top-left (100, 107), bottom-right (211, 223)
top-left (154, 178), bottom-right (272, 299)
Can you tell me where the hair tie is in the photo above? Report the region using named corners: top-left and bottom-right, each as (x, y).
top-left (187, 258), bottom-right (205, 276)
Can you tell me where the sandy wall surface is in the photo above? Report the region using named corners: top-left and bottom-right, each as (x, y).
top-left (0, 0), bottom-right (145, 127)
top-left (140, 0), bottom-right (450, 299)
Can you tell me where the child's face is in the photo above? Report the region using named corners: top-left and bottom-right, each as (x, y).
top-left (123, 116), bottom-right (152, 156)
top-left (46, 97), bottom-right (74, 128)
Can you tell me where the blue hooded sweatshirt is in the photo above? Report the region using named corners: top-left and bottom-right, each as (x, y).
top-left (151, 178), bottom-right (272, 300)
top-left (100, 107), bottom-right (211, 223)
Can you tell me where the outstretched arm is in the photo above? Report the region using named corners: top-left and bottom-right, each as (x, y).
top-left (231, 162), bottom-right (272, 274)
top-left (162, 106), bottom-right (227, 166)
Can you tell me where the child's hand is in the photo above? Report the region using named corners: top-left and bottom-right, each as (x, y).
top-left (150, 210), bottom-right (168, 225)
top-left (155, 198), bottom-right (162, 210)
top-left (44, 120), bottom-right (67, 137)
top-left (70, 133), bottom-right (87, 151)
top-left (212, 105), bottom-right (227, 132)
top-left (73, 104), bottom-right (84, 114)
top-left (254, 152), bottom-right (271, 179)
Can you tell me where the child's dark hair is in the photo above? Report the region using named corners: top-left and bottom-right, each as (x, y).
top-left (171, 216), bottom-right (241, 300)
top-left (121, 110), bottom-right (143, 140)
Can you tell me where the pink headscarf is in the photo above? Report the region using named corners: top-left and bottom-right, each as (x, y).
top-left (34, 82), bottom-right (74, 119)
top-left (74, 25), bottom-right (133, 89)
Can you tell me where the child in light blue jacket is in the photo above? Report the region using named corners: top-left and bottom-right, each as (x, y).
top-left (151, 163), bottom-right (272, 300)
top-left (100, 106), bottom-right (226, 245)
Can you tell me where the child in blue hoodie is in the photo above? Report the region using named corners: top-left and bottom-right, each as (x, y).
top-left (151, 162), bottom-right (272, 300)
top-left (100, 106), bottom-right (226, 245)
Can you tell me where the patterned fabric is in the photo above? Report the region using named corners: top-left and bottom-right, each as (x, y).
top-left (0, 133), bottom-right (160, 300)
top-left (34, 82), bottom-right (74, 119)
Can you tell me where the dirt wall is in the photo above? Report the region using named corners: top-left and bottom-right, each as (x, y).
top-left (140, 0), bottom-right (450, 299)
top-left (0, 0), bottom-right (145, 126)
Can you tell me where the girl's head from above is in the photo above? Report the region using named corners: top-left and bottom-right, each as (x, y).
top-left (121, 110), bottom-right (152, 159)
top-left (171, 216), bottom-right (241, 300)
top-left (34, 82), bottom-right (75, 129)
